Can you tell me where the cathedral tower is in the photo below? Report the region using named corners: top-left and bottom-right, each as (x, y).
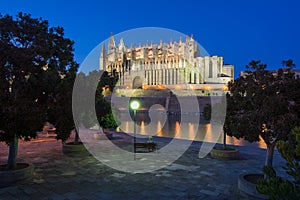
top-left (108, 32), bottom-right (115, 54)
top-left (99, 42), bottom-right (106, 71)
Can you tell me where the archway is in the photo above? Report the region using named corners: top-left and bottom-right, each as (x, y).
top-left (132, 76), bottom-right (143, 89)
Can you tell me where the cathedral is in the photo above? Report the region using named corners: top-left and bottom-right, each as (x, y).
top-left (99, 33), bottom-right (234, 90)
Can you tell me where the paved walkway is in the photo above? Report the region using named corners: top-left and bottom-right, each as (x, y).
top-left (0, 132), bottom-right (288, 200)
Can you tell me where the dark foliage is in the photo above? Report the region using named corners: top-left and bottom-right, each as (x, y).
top-left (226, 60), bottom-right (300, 166)
top-left (257, 127), bottom-right (300, 199)
top-left (0, 12), bottom-right (77, 169)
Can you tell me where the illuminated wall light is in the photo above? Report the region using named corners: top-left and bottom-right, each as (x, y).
top-left (205, 86), bottom-right (211, 91)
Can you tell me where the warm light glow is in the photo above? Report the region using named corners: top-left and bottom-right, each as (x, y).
top-left (175, 85), bottom-right (181, 90)
top-left (143, 84), bottom-right (148, 89)
top-left (223, 86), bottom-right (228, 91)
top-left (124, 121), bottom-right (129, 133)
top-left (102, 86), bottom-right (109, 91)
top-left (157, 121), bottom-right (162, 135)
top-left (140, 121), bottom-right (145, 134)
top-left (42, 64), bottom-right (48, 71)
top-left (130, 100), bottom-right (140, 110)
top-left (258, 136), bottom-right (267, 148)
top-left (156, 120), bottom-right (163, 137)
top-left (262, 123), bottom-right (267, 133)
top-left (175, 121), bottom-right (180, 135)
top-left (188, 123), bottom-right (194, 140)
top-left (205, 123), bottom-right (213, 141)
top-left (174, 121), bottom-right (182, 138)
top-left (205, 86), bottom-right (211, 91)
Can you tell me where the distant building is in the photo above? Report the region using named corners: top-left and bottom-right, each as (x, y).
top-left (294, 70), bottom-right (300, 79)
top-left (100, 33), bottom-right (234, 90)
top-left (240, 68), bottom-right (300, 79)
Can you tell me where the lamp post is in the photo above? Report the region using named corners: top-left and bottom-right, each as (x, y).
top-left (130, 100), bottom-right (140, 160)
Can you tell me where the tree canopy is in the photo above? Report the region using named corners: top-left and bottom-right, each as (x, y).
top-left (0, 12), bottom-right (78, 169)
top-left (71, 70), bottom-right (117, 135)
top-left (226, 60), bottom-right (300, 166)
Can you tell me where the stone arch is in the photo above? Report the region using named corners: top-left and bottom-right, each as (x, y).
top-left (133, 76), bottom-right (143, 89)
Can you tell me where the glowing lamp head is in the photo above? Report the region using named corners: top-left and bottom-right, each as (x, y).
top-left (130, 100), bottom-right (140, 110)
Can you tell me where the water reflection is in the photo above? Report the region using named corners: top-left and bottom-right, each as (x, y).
top-left (140, 121), bottom-right (145, 134)
top-left (118, 112), bottom-right (266, 149)
top-left (156, 120), bottom-right (163, 137)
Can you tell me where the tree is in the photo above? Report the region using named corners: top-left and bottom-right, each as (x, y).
top-left (257, 127), bottom-right (300, 199)
top-left (95, 71), bottom-right (119, 129)
top-left (203, 104), bottom-right (211, 122)
top-left (0, 13), bottom-right (77, 169)
top-left (282, 59), bottom-right (296, 68)
top-left (71, 70), bottom-right (117, 133)
top-left (203, 95), bottom-right (229, 149)
top-left (227, 60), bottom-right (300, 167)
top-left (98, 70), bottom-right (118, 93)
top-left (99, 113), bottom-right (118, 130)
top-left (48, 63), bottom-right (78, 144)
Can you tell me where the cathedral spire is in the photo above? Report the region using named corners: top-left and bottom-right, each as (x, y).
top-left (119, 38), bottom-right (125, 51)
top-left (185, 35), bottom-right (190, 42)
top-left (108, 32), bottom-right (115, 54)
top-left (100, 42), bottom-right (106, 71)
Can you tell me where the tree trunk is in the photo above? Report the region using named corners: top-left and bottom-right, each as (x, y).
top-left (74, 129), bottom-right (79, 145)
top-left (223, 126), bottom-right (227, 149)
top-left (265, 143), bottom-right (275, 167)
top-left (223, 130), bottom-right (227, 149)
top-left (7, 134), bottom-right (18, 170)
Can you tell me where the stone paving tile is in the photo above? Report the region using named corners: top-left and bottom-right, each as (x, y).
top-left (47, 193), bottom-right (66, 200)
top-left (0, 133), bottom-right (289, 199)
top-left (0, 193), bottom-right (18, 200)
top-left (200, 189), bottom-right (219, 196)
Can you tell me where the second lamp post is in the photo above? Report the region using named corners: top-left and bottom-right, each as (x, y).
top-left (130, 100), bottom-right (140, 160)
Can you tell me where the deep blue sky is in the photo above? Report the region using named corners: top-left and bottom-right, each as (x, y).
top-left (1, 0), bottom-right (299, 77)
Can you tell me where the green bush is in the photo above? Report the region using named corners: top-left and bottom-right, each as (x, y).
top-left (99, 113), bottom-right (118, 129)
top-left (257, 127), bottom-right (300, 199)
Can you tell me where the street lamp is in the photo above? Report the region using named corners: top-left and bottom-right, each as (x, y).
top-left (130, 100), bottom-right (140, 160)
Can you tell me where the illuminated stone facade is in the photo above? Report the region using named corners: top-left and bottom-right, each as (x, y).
top-left (100, 33), bottom-right (234, 90)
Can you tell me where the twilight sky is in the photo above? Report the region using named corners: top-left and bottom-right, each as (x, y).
top-left (1, 0), bottom-right (299, 78)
